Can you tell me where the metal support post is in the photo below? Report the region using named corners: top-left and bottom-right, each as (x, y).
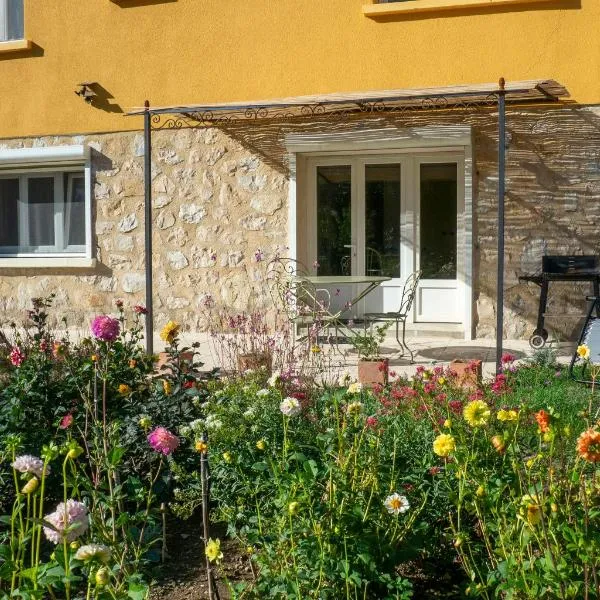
top-left (496, 78), bottom-right (506, 374)
top-left (144, 100), bottom-right (154, 355)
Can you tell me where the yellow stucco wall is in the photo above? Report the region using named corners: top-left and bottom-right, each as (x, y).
top-left (1, 0), bottom-right (598, 138)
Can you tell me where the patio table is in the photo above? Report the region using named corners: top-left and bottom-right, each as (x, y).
top-left (294, 274), bottom-right (391, 338)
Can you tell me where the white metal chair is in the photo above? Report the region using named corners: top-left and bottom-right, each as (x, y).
top-left (363, 270), bottom-right (422, 363)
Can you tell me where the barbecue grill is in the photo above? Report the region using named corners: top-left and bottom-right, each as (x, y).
top-left (519, 255), bottom-right (600, 349)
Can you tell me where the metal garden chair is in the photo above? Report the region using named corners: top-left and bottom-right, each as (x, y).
top-left (363, 270), bottom-right (422, 363)
top-left (267, 257), bottom-right (337, 348)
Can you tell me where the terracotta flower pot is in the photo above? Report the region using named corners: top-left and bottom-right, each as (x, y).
top-left (237, 351), bottom-right (272, 375)
top-left (449, 359), bottom-right (482, 389)
top-left (155, 351), bottom-right (194, 374)
top-left (357, 358), bottom-right (389, 387)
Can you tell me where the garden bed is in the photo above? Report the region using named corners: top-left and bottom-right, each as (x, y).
top-left (1, 296), bottom-right (599, 600)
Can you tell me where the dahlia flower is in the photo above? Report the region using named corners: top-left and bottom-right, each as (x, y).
top-left (280, 397), bottom-right (301, 417)
top-left (497, 409), bottom-right (518, 422)
top-left (384, 493), bottom-right (410, 515)
top-left (43, 500), bottom-right (89, 544)
top-left (9, 346), bottom-right (25, 367)
top-left (205, 538), bottom-right (223, 564)
top-left (576, 429), bottom-right (600, 463)
top-left (433, 433), bottom-right (456, 457)
top-left (160, 320), bottom-right (180, 344)
top-left (463, 400), bottom-right (491, 427)
top-left (147, 426), bottom-right (179, 455)
top-left (347, 382), bottom-right (363, 395)
top-left (75, 543), bottom-right (111, 563)
top-left (12, 455), bottom-right (49, 478)
top-left (535, 409), bottom-right (551, 433)
top-left (90, 315), bottom-right (120, 342)
top-left (577, 344), bottom-right (591, 361)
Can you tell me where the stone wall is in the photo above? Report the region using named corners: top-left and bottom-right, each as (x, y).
top-left (0, 128), bottom-right (288, 333)
top-left (1, 103), bottom-right (600, 341)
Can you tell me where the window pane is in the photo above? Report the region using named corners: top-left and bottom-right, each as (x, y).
top-left (420, 163), bottom-right (457, 279)
top-left (66, 176), bottom-right (85, 247)
top-left (316, 165), bottom-right (351, 276)
top-left (0, 179), bottom-right (19, 248)
top-left (365, 164), bottom-right (401, 278)
top-left (28, 177), bottom-right (55, 247)
top-left (7, 0), bottom-right (23, 40)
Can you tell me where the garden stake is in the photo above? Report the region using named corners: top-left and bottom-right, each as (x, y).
top-left (200, 431), bottom-right (220, 600)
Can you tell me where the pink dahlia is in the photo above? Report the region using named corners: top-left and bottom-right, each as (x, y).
top-left (12, 454), bottom-right (49, 478)
top-left (9, 347), bottom-right (25, 367)
top-left (90, 315), bottom-right (120, 342)
top-left (43, 499), bottom-right (89, 544)
top-left (147, 427), bottom-right (180, 455)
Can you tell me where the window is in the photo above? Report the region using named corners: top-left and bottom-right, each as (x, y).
top-left (0, 146), bottom-right (92, 262)
top-left (0, 0), bottom-right (23, 41)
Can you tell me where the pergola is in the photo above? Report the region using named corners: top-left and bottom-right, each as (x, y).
top-left (126, 78), bottom-right (569, 372)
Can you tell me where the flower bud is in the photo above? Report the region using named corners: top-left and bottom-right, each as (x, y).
top-left (70, 541), bottom-right (80, 550)
top-left (256, 439), bottom-right (266, 451)
top-left (21, 477), bottom-right (39, 495)
top-left (476, 485), bottom-right (485, 498)
top-left (288, 501), bottom-right (300, 515)
top-left (222, 451), bottom-right (232, 463)
top-left (95, 567), bottom-right (110, 587)
top-left (67, 446), bottom-right (84, 460)
top-left (139, 416), bottom-right (152, 429)
top-left (491, 435), bottom-right (505, 454)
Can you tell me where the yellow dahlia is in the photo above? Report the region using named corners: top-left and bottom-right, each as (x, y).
top-left (118, 383), bottom-right (131, 395)
top-left (205, 538), bottom-right (223, 563)
top-left (160, 320), bottom-right (180, 344)
top-left (497, 409), bottom-right (518, 422)
top-left (433, 433), bottom-right (456, 457)
top-left (577, 344), bottom-right (590, 361)
top-left (463, 400), bottom-right (491, 427)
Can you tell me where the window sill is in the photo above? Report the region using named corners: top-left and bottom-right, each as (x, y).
top-left (0, 257), bottom-right (96, 269)
top-left (363, 0), bottom-right (556, 18)
top-left (0, 39), bottom-right (33, 54)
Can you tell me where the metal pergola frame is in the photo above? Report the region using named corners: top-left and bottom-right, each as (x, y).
top-left (126, 78), bottom-right (569, 372)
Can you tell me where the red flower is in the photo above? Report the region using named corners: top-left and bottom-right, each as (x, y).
top-left (183, 380), bottom-right (195, 389)
top-left (429, 466), bottom-right (442, 475)
top-left (9, 347), bottom-right (25, 367)
top-left (366, 416), bottom-right (380, 430)
top-left (59, 414), bottom-right (74, 429)
top-left (448, 400), bottom-right (463, 414)
top-left (501, 352), bottom-right (515, 364)
top-left (133, 305), bottom-right (148, 315)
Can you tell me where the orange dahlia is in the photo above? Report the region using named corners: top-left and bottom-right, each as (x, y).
top-left (576, 429), bottom-right (600, 463)
top-left (535, 409), bottom-right (551, 433)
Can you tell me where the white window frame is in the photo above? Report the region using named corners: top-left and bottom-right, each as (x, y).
top-left (0, 145), bottom-right (94, 267)
top-left (0, 0), bottom-right (23, 42)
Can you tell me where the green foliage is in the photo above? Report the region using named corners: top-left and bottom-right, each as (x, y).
top-left (350, 322), bottom-right (392, 359)
top-left (0, 297), bottom-right (210, 599)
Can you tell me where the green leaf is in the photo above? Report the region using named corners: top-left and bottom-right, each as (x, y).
top-left (128, 581), bottom-right (149, 600)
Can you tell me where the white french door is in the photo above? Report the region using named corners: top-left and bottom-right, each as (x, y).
top-left (305, 151), bottom-right (464, 324)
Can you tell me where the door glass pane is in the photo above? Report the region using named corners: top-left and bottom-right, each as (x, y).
top-left (316, 165), bottom-right (351, 276)
top-left (420, 163), bottom-right (457, 279)
top-left (66, 176), bottom-right (85, 247)
top-left (28, 177), bottom-right (55, 247)
top-left (0, 178), bottom-right (19, 248)
top-left (365, 164), bottom-right (401, 278)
